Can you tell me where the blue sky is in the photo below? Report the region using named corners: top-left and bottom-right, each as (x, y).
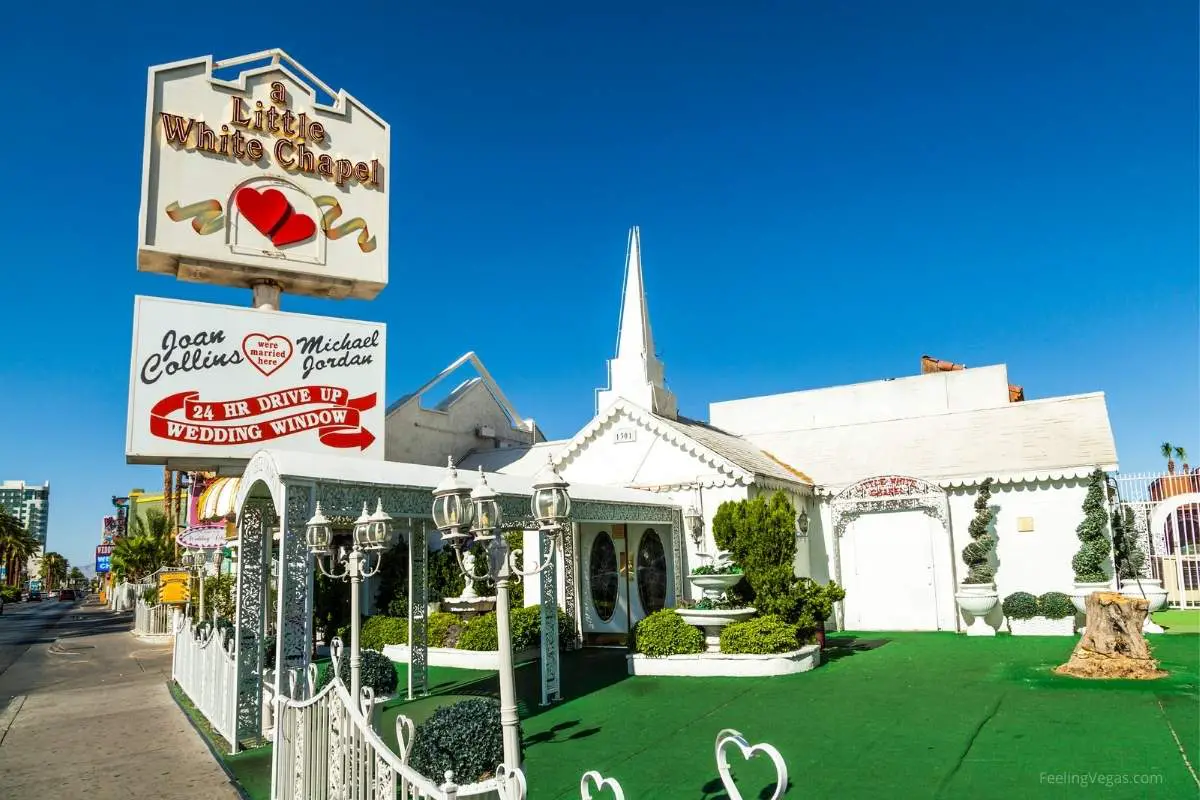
top-left (0, 2), bottom-right (1195, 572)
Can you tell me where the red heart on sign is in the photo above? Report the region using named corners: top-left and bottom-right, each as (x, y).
top-left (272, 212), bottom-right (316, 247)
top-left (235, 187), bottom-right (316, 248)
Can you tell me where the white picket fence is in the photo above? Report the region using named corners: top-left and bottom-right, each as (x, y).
top-left (134, 599), bottom-right (177, 635)
top-left (271, 640), bottom-right (526, 800)
top-left (173, 616), bottom-right (238, 746)
top-left (109, 581), bottom-right (151, 612)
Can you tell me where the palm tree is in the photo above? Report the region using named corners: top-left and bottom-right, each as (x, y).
top-left (39, 552), bottom-right (68, 591)
top-left (111, 513), bottom-right (173, 583)
top-left (1162, 442), bottom-right (1177, 474)
top-left (0, 509), bottom-right (39, 587)
top-left (1174, 446), bottom-right (1189, 473)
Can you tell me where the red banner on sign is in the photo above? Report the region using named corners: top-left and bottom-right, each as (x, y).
top-left (149, 386), bottom-right (377, 450)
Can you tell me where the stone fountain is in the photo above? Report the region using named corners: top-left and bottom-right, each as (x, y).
top-left (676, 551), bottom-right (755, 653)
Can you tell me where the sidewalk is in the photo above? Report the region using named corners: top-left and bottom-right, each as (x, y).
top-left (0, 602), bottom-right (241, 799)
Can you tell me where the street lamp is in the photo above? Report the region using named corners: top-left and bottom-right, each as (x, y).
top-left (306, 499), bottom-right (393, 702)
top-left (431, 457), bottom-right (571, 771)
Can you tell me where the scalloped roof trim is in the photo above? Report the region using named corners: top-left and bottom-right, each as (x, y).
top-left (553, 398), bottom-right (753, 482)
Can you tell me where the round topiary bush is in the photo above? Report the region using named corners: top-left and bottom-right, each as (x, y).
top-left (719, 614), bottom-right (798, 654)
top-left (317, 648), bottom-right (398, 697)
top-left (1037, 592), bottom-right (1075, 620)
top-left (634, 609), bottom-right (704, 657)
top-left (1001, 592), bottom-right (1038, 620)
top-left (410, 698), bottom-right (517, 784)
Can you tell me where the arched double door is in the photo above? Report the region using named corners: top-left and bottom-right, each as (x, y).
top-left (579, 523), bottom-right (672, 645)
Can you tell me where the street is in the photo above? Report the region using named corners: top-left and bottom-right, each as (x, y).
top-left (0, 598), bottom-right (241, 798)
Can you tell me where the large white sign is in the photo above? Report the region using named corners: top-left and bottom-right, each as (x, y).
top-left (138, 50), bottom-right (389, 300)
top-left (126, 296), bottom-right (386, 465)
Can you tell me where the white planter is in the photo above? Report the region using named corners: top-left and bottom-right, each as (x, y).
top-left (676, 607), bottom-right (756, 653)
top-left (382, 644), bottom-right (540, 671)
top-left (627, 645), bottom-right (821, 677)
top-left (688, 573), bottom-right (743, 601)
top-left (1007, 616), bottom-right (1075, 636)
top-left (1119, 579), bottom-right (1169, 634)
top-left (1069, 581), bottom-right (1112, 613)
top-left (955, 585), bottom-right (998, 636)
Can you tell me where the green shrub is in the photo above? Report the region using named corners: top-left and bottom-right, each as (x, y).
top-left (410, 698), bottom-right (517, 784)
top-left (142, 587), bottom-right (159, 604)
top-left (1072, 469), bottom-right (1111, 583)
top-left (1001, 592), bottom-right (1038, 620)
top-left (360, 615), bottom-right (408, 650)
top-left (317, 648), bottom-right (398, 696)
top-left (711, 493), bottom-right (845, 632)
top-left (634, 609), bottom-right (704, 657)
top-left (0, 585), bottom-right (21, 603)
top-left (457, 612), bottom-right (500, 651)
top-left (719, 614), bottom-right (798, 654)
top-left (427, 611), bottom-right (463, 648)
top-left (1110, 500), bottom-right (1145, 580)
top-left (1037, 592), bottom-right (1075, 620)
top-left (962, 478), bottom-right (997, 584)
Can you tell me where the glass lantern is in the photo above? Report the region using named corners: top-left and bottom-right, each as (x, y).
top-left (359, 499), bottom-right (393, 550)
top-left (432, 457), bottom-right (474, 546)
top-left (351, 503), bottom-right (372, 548)
top-left (531, 458), bottom-right (571, 528)
top-left (305, 502), bottom-right (333, 554)
top-left (683, 505), bottom-right (703, 545)
top-left (470, 467), bottom-right (500, 541)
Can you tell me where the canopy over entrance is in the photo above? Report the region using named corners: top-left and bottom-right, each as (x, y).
top-left (226, 448), bottom-right (681, 751)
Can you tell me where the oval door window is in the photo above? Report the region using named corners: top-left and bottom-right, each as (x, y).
top-left (589, 532), bottom-right (619, 622)
top-left (636, 528), bottom-right (667, 614)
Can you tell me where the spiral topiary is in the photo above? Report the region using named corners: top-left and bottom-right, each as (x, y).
top-left (1071, 469), bottom-right (1111, 583)
top-left (961, 478), bottom-right (997, 584)
top-left (1108, 484), bottom-right (1145, 581)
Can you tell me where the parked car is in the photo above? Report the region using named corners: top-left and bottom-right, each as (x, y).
top-left (58, 589), bottom-right (77, 602)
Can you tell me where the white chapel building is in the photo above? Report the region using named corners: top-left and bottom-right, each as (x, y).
top-left (386, 227), bottom-right (1119, 635)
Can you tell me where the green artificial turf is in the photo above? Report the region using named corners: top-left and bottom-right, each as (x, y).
top-left (201, 633), bottom-right (1200, 800)
top-left (1153, 609), bottom-right (1200, 634)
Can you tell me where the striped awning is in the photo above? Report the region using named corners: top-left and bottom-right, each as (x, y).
top-left (197, 477), bottom-right (241, 522)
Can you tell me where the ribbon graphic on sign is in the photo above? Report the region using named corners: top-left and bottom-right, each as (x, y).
top-left (150, 386), bottom-right (377, 450)
top-left (165, 199), bottom-right (225, 234)
top-left (164, 194), bottom-right (376, 254)
top-left (315, 195), bottom-right (377, 253)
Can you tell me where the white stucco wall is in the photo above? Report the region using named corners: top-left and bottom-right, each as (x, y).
top-left (812, 476), bottom-right (1111, 633)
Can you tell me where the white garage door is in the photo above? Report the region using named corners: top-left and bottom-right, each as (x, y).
top-left (843, 510), bottom-right (940, 631)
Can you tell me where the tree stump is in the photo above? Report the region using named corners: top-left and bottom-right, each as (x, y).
top-left (1054, 592), bottom-right (1166, 680)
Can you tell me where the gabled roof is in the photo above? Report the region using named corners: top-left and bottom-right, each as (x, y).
top-left (553, 398), bottom-right (811, 490)
top-left (386, 351), bottom-right (537, 435)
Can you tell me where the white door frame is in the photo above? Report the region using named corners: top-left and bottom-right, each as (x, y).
top-left (831, 475), bottom-right (956, 631)
top-left (579, 523), bottom-right (674, 637)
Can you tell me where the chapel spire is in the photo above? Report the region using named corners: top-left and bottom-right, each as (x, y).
top-left (595, 226), bottom-right (679, 419)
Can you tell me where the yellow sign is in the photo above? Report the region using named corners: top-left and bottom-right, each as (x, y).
top-left (158, 570), bottom-right (191, 605)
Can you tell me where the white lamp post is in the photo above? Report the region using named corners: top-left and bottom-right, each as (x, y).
top-left (431, 458), bottom-right (570, 771)
top-left (305, 499), bottom-right (393, 703)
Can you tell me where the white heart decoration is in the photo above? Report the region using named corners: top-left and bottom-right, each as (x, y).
top-left (495, 763), bottom-right (528, 800)
top-left (715, 729), bottom-right (788, 800)
top-left (580, 770), bottom-right (626, 800)
top-left (395, 715), bottom-right (416, 763)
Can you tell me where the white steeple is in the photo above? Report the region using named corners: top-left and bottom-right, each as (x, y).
top-left (596, 226), bottom-right (679, 419)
